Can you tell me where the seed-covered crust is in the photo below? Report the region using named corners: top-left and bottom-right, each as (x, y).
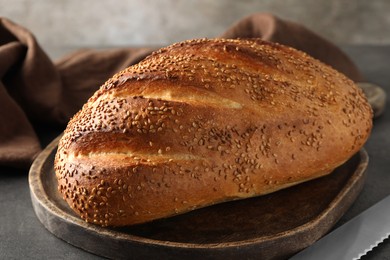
top-left (54, 38), bottom-right (373, 227)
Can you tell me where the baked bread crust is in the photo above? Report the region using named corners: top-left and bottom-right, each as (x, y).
top-left (54, 38), bottom-right (372, 227)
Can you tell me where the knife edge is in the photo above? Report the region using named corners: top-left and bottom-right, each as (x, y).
top-left (290, 194), bottom-right (390, 260)
top-left (355, 235), bottom-right (390, 260)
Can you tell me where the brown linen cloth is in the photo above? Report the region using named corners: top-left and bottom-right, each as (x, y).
top-left (0, 13), bottom-right (362, 169)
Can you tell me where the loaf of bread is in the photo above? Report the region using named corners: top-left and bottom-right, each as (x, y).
top-left (54, 38), bottom-right (373, 227)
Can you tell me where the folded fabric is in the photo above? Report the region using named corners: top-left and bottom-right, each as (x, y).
top-left (0, 13), bottom-right (363, 169)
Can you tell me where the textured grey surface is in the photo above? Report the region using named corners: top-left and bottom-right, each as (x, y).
top-left (1, 0), bottom-right (390, 50)
top-left (0, 45), bottom-right (389, 259)
top-left (0, 168), bottom-right (104, 259)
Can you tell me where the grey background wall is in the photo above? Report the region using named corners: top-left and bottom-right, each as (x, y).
top-left (1, 0), bottom-right (389, 52)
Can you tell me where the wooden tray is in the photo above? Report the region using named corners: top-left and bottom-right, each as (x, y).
top-left (29, 136), bottom-right (369, 260)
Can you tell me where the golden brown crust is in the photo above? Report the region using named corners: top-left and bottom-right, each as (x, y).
top-left (54, 38), bottom-right (373, 227)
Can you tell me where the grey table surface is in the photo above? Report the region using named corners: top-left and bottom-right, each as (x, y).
top-left (0, 45), bottom-right (389, 260)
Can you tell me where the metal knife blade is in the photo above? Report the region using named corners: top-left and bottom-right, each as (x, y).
top-left (290, 195), bottom-right (390, 260)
